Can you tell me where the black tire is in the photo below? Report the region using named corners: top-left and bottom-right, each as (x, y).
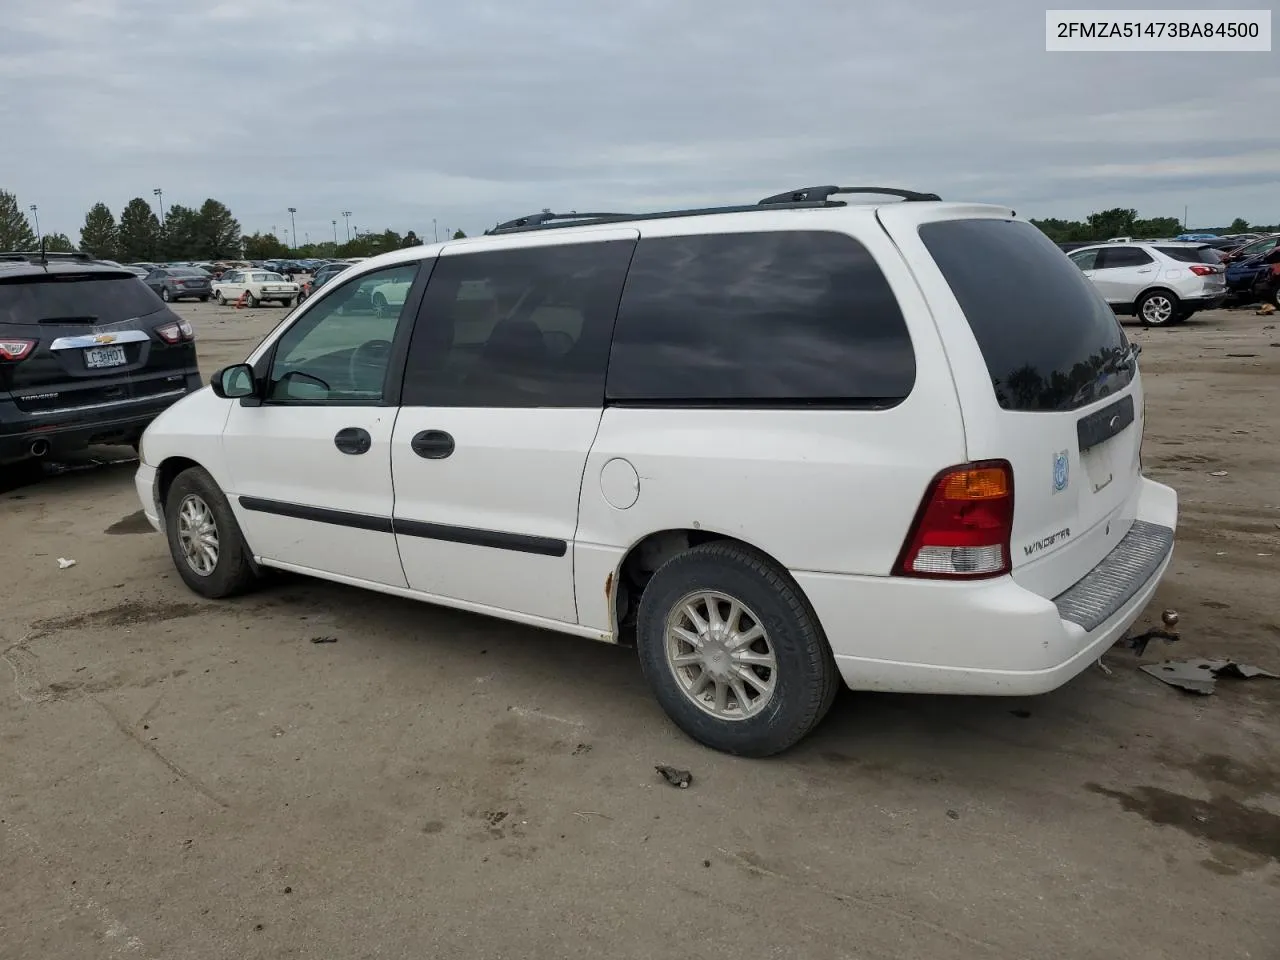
top-left (163, 466), bottom-right (258, 599)
top-left (200, 295), bottom-right (209, 302)
top-left (214, 291), bottom-right (225, 305)
top-left (635, 541), bottom-right (839, 757)
top-left (279, 298), bottom-right (293, 308)
top-left (247, 292), bottom-right (260, 308)
top-left (161, 288), bottom-right (171, 302)
top-left (1137, 289), bottom-right (1180, 327)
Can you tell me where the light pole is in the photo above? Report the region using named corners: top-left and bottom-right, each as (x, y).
top-left (432, 218), bottom-right (438, 243)
top-left (29, 205), bottom-right (41, 247)
top-left (152, 188), bottom-right (165, 223)
top-left (342, 211), bottom-right (352, 243)
top-left (332, 219), bottom-right (338, 245)
top-left (287, 207), bottom-right (297, 252)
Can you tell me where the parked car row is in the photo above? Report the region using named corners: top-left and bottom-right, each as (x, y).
top-left (1065, 241), bottom-right (1227, 325)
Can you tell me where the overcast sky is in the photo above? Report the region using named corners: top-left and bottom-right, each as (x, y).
top-left (3, 0), bottom-right (1277, 243)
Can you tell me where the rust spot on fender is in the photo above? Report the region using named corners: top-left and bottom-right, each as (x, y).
top-left (605, 572), bottom-right (614, 598)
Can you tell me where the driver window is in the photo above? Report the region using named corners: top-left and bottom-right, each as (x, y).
top-left (267, 262), bottom-right (421, 403)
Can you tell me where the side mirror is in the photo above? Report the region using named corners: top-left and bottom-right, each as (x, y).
top-left (210, 363), bottom-right (257, 400)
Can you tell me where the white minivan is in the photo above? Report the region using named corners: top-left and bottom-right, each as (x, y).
top-left (135, 187), bottom-right (1178, 756)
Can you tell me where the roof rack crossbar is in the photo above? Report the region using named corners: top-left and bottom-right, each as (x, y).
top-left (758, 186), bottom-right (941, 205)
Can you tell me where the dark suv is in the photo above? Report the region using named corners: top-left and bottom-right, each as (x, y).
top-left (0, 251), bottom-right (202, 466)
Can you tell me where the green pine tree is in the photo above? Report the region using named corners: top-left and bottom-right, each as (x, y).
top-left (0, 189), bottom-right (38, 250)
top-left (80, 202), bottom-right (120, 259)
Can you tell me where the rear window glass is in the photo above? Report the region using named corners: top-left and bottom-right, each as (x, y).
top-left (0, 274), bottom-right (162, 325)
top-left (919, 219), bottom-right (1133, 412)
top-left (606, 231), bottom-right (915, 405)
top-left (171, 268), bottom-right (206, 276)
top-left (1155, 246), bottom-right (1219, 264)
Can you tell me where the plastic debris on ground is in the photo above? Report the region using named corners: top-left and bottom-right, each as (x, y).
top-left (1139, 658), bottom-right (1280, 696)
top-left (655, 765), bottom-right (693, 788)
top-left (56, 558), bottom-right (76, 569)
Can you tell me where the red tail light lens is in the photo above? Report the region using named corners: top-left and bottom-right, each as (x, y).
top-left (0, 338), bottom-right (36, 361)
top-left (895, 461), bottom-right (1015, 579)
top-left (155, 321), bottom-right (195, 344)
top-left (1188, 265), bottom-right (1214, 276)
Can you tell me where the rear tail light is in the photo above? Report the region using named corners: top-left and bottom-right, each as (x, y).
top-left (155, 321), bottom-right (196, 344)
top-left (0, 338), bottom-right (36, 361)
top-left (895, 461), bottom-right (1014, 579)
top-left (1188, 265), bottom-right (1214, 276)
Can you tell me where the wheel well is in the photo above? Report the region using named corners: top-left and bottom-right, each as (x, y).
top-left (155, 456), bottom-right (201, 517)
top-left (611, 529), bottom-right (790, 647)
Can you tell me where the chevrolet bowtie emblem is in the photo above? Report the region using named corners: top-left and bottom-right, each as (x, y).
top-left (93, 334), bottom-right (117, 344)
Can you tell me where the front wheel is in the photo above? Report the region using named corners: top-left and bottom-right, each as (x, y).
top-left (161, 288), bottom-right (172, 302)
top-left (247, 292), bottom-right (260, 308)
top-left (214, 291), bottom-right (226, 304)
top-left (1137, 290), bottom-right (1179, 326)
top-left (199, 295), bottom-right (209, 302)
top-left (279, 298), bottom-right (294, 308)
top-left (635, 541), bottom-right (839, 757)
top-left (164, 467), bottom-right (258, 598)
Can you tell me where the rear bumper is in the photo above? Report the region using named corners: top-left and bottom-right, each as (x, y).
top-left (135, 462), bottom-right (163, 533)
top-left (797, 476), bottom-right (1178, 696)
top-left (1183, 294), bottom-right (1226, 310)
top-left (169, 288), bottom-right (210, 299)
top-left (0, 379), bottom-right (199, 463)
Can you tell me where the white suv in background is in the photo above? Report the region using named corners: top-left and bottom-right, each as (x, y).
top-left (134, 187), bottom-right (1178, 756)
top-left (1067, 241), bottom-right (1226, 326)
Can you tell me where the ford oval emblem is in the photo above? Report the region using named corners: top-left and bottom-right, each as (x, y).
top-left (1053, 450), bottom-right (1069, 493)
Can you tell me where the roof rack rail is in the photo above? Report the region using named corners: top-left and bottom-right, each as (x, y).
top-left (758, 186), bottom-right (942, 205)
top-left (485, 199), bottom-right (838, 236)
top-left (486, 211), bottom-right (632, 235)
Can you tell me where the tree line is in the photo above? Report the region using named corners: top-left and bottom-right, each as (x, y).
top-left (1029, 207), bottom-right (1278, 243)
top-left (5, 189), bottom-right (1276, 262)
top-left (0, 189), bottom-right (467, 264)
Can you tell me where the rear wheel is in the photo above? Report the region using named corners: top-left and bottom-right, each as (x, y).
top-left (163, 467), bottom-right (257, 598)
top-left (635, 542), bottom-right (839, 757)
top-left (1137, 290), bottom-right (1179, 326)
top-left (372, 292), bottom-right (388, 316)
top-left (247, 292), bottom-right (260, 308)
top-left (161, 288), bottom-right (172, 302)
top-left (199, 295), bottom-right (209, 302)
top-left (214, 291), bottom-right (225, 305)
top-left (279, 298), bottom-right (293, 308)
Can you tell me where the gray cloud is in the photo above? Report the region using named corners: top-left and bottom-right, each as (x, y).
top-left (3, 0), bottom-right (1277, 241)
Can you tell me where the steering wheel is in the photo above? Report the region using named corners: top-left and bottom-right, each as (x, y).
top-left (348, 339), bottom-right (393, 393)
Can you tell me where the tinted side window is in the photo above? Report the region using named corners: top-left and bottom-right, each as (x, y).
top-left (1154, 246), bottom-right (1217, 264)
top-left (1096, 247), bottom-right (1153, 268)
top-left (606, 231), bottom-right (914, 404)
top-left (401, 239), bottom-right (635, 408)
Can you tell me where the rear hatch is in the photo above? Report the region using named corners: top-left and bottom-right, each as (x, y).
top-left (877, 205), bottom-right (1144, 601)
top-left (1154, 244), bottom-right (1226, 296)
top-left (170, 269), bottom-right (211, 292)
top-left (0, 270), bottom-right (196, 414)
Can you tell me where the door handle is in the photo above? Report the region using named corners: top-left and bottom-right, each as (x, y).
top-left (334, 427), bottom-right (372, 455)
top-left (411, 429), bottom-right (455, 459)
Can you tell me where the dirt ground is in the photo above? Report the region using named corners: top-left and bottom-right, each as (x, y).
top-left (2, 301), bottom-right (1278, 960)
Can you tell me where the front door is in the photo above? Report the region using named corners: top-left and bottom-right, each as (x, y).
top-left (390, 230), bottom-right (637, 624)
top-left (221, 260), bottom-right (428, 586)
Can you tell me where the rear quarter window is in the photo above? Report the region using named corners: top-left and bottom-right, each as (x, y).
top-left (1154, 246), bottom-right (1220, 264)
top-left (606, 230), bottom-right (915, 405)
top-left (919, 219), bottom-right (1133, 412)
top-left (0, 273), bottom-right (163, 325)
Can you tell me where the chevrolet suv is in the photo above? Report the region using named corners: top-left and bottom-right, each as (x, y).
top-left (133, 187), bottom-right (1177, 756)
top-left (1066, 241), bottom-right (1226, 326)
top-left (0, 251), bottom-right (201, 466)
